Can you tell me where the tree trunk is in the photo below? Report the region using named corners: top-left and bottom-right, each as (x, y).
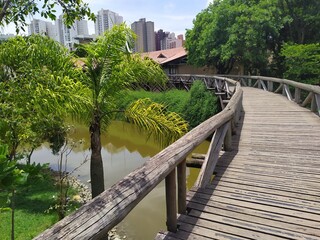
top-left (90, 115), bottom-right (105, 198)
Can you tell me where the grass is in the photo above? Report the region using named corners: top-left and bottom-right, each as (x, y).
top-left (0, 168), bottom-right (81, 240)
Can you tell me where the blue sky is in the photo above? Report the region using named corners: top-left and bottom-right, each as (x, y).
top-left (3, 0), bottom-right (212, 36)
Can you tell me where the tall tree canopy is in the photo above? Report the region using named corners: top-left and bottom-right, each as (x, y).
top-left (186, 0), bottom-right (320, 75)
top-left (0, 0), bottom-right (95, 32)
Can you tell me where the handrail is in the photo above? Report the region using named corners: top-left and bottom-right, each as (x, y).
top-left (35, 76), bottom-right (243, 239)
top-left (223, 75), bottom-right (320, 116)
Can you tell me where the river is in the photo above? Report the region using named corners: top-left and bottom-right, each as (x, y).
top-left (32, 121), bottom-right (209, 239)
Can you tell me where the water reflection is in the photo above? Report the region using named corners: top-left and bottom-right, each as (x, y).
top-left (32, 120), bottom-right (209, 239)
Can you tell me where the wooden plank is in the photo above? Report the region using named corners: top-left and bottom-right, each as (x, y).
top-left (187, 191), bottom-right (320, 222)
top-left (187, 193), bottom-right (320, 229)
top-left (178, 215), bottom-right (287, 240)
top-left (190, 187), bottom-right (320, 215)
top-left (208, 181), bottom-right (320, 202)
top-left (188, 207), bottom-right (320, 238)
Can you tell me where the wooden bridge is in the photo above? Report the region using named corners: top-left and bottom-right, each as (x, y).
top-left (36, 75), bottom-right (320, 239)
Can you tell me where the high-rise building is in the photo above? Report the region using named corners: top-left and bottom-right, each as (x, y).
top-left (28, 16), bottom-right (90, 51)
top-left (28, 19), bottom-right (56, 39)
top-left (155, 29), bottom-right (168, 51)
top-left (95, 9), bottom-right (123, 35)
top-left (55, 15), bottom-right (89, 50)
top-left (131, 18), bottom-right (155, 53)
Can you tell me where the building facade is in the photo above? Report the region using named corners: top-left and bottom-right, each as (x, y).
top-left (95, 9), bottom-right (123, 36)
top-left (131, 18), bottom-right (155, 53)
top-left (28, 19), bottom-right (56, 39)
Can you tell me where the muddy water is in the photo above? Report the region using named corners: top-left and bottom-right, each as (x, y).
top-left (32, 121), bottom-right (209, 240)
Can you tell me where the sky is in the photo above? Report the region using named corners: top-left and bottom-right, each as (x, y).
top-left (2, 0), bottom-right (213, 36)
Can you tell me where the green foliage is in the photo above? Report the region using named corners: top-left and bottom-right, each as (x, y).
top-left (279, 0), bottom-right (320, 44)
top-left (116, 89), bottom-right (189, 116)
top-left (0, 35), bottom-right (87, 160)
top-left (281, 43), bottom-right (320, 85)
top-left (0, 0), bottom-right (95, 33)
top-left (116, 82), bottom-right (219, 130)
top-left (186, 0), bottom-right (320, 76)
top-left (125, 98), bottom-right (189, 147)
top-left (186, 0), bottom-right (283, 74)
top-left (182, 81), bottom-right (219, 128)
top-left (0, 145), bottom-right (28, 190)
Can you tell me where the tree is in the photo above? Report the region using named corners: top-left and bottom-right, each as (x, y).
top-left (0, 0), bottom-right (95, 32)
top-left (186, 0), bottom-right (320, 76)
top-left (185, 0), bottom-right (284, 74)
top-left (281, 43), bottom-right (320, 85)
top-left (278, 0), bottom-right (320, 44)
top-left (77, 24), bottom-right (188, 197)
top-left (0, 35), bottom-right (86, 160)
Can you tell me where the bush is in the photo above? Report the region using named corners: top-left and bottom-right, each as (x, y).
top-left (182, 80), bottom-right (219, 128)
top-left (117, 81), bottom-right (219, 129)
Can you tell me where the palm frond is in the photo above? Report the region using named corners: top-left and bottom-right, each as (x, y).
top-left (124, 98), bottom-right (188, 147)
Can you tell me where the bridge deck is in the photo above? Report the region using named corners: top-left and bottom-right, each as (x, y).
top-left (157, 87), bottom-right (320, 240)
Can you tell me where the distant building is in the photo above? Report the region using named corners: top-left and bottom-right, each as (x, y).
top-left (155, 30), bottom-right (184, 50)
top-left (55, 15), bottom-right (90, 50)
top-left (141, 47), bottom-right (243, 75)
top-left (28, 19), bottom-right (56, 38)
top-left (155, 29), bottom-right (168, 51)
top-left (131, 18), bottom-right (155, 53)
top-left (0, 34), bottom-right (15, 41)
top-left (28, 16), bottom-right (90, 51)
top-left (95, 9), bottom-right (123, 35)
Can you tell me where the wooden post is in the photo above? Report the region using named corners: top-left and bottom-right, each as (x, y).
top-left (177, 159), bottom-right (186, 214)
top-left (294, 87), bottom-right (301, 104)
top-left (267, 81), bottom-right (273, 92)
top-left (224, 122), bottom-right (232, 151)
top-left (165, 169), bottom-right (177, 232)
top-left (248, 78), bottom-right (252, 87)
top-left (315, 94), bottom-right (320, 116)
top-left (311, 94), bottom-right (317, 113)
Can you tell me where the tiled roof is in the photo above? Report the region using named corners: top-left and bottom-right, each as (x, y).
top-left (141, 47), bottom-right (187, 65)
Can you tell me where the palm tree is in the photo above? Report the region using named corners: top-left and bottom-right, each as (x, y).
top-left (77, 24), bottom-right (188, 197)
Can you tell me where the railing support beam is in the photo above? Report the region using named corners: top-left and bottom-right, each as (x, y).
top-left (165, 169), bottom-right (177, 232)
top-left (177, 159), bottom-right (186, 214)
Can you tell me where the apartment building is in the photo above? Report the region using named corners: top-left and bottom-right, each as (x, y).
top-left (95, 9), bottom-right (123, 36)
top-left (131, 18), bottom-right (155, 53)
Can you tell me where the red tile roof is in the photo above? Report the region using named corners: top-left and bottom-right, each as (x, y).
top-left (141, 47), bottom-right (187, 65)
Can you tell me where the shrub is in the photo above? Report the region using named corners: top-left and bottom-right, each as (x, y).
top-left (117, 81), bottom-right (219, 129)
top-left (182, 80), bottom-right (219, 128)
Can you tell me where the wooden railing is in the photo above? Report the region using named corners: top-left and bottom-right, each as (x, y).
top-left (35, 76), bottom-right (243, 239)
top-left (224, 75), bottom-right (320, 116)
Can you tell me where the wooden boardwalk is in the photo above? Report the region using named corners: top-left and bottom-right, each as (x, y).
top-left (157, 87), bottom-right (320, 240)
